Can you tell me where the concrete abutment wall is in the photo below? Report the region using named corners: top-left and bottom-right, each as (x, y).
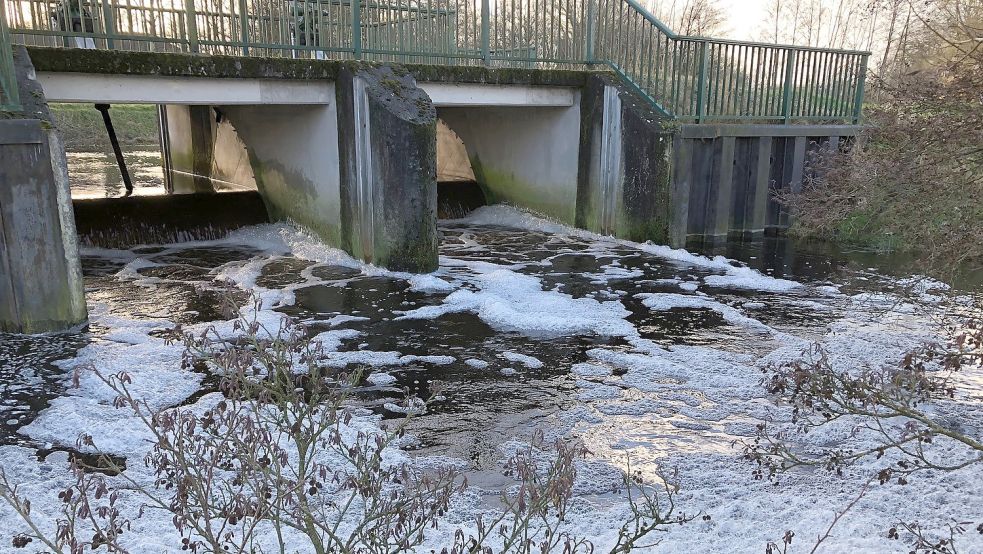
top-left (1, 47), bottom-right (87, 333)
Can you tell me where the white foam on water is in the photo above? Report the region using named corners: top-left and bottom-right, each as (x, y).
top-left (464, 358), bottom-right (490, 369)
top-left (396, 269), bottom-right (636, 339)
top-left (702, 266), bottom-right (801, 292)
top-left (636, 292), bottom-right (774, 334)
top-left (365, 372), bottom-right (397, 386)
top-left (407, 274), bottom-right (458, 293)
top-left (501, 351), bottom-right (545, 369)
top-left (458, 205), bottom-right (804, 294)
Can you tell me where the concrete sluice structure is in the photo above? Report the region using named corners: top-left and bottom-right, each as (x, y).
top-left (0, 46), bottom-right (856, 332)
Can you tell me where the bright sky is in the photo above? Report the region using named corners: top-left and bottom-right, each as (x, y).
top-left (719, 0), bottom-right (771, 40)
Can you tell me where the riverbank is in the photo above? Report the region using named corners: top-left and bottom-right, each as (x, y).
top-left (49, 103), bottom-right (160, 151)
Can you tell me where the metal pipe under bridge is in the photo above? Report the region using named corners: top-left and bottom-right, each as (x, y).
top-left (0, 0), bottom-right (867, 333)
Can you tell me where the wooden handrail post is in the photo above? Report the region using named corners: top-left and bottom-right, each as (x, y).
top-left (480, 0), bottom-right (490, 66)
top-left (185, 0), bottom-right (199, 53)
top-left (352, 0), bottom-right (362, 59)
top-left (852, 54), bottom-right (868, 124)
top-left (781, 49), bottom-right (797, 124)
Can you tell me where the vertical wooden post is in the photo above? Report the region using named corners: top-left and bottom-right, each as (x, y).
top-left (852, 54), bottom-right (868, 124)
top-left (185, 0), bottom-right (199, 53)
top-left (480, 0), bottom-right (490, 66)
top-left (781, 49), bottom-right (797, 124)
top-left (352, 0), bottom-right (362, 59)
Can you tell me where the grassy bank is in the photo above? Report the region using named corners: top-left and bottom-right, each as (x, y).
top-left (49, 103), bottom-right (161, 151)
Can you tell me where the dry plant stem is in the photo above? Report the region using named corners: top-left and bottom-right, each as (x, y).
top-left (745, 304), bottom-right (982, 550)
top-left (809, 476), bottom-right (874, 554)
top-left (2, 293), bottom-right (691, 553)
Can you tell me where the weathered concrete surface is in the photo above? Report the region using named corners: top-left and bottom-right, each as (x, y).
top-left (0, 47), bottom-right (87, 333)
top-left (577, 74), bottom-right (673, 243)
top-left (439, 99), bottom-right (581, 224)
top-left (223, 101), bottom-right (343, 245)
top-left (74, 191), bottom-right (269, 248)
top-left (25, 46), bottom-right (594, 88)
top-left (336, 65), bottom-right (438, 272)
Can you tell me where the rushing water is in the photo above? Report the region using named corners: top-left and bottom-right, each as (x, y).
top-left (0, 218), bottom-right (934, 455)
top-left (2, 152), bottom-right (981, 551)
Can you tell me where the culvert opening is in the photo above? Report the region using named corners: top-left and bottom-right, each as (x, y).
top-left (436, 118), bottom-right (486, 219)
top-left (53, 102), bottom-right (267, 248)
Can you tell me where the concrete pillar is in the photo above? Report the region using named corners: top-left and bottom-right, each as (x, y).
top-left (750, 136), bottom-right (772, 236)
top-left (1, 47), bottom-right (87, 333)
top-left (335, 65), bottom-right (438, 272)
top-left (684, 139), bottom-right (714, 240)
top-left (668, 135), bottom-right (691, 248)
top-left (576, 76), bottom-right (673, 243)
top-left (731, 136), bottom-right (773, 240)
top-left (782, 136), bottom-right (808, 228)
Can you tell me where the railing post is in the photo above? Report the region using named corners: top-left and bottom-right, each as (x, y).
top-left (695, 40), bottom-right (709, 123)
top-left (585, 0), bottom-right (596, 64)
top-left (185, 0), bottom-right (199, 53)
top-left (352, 0), bottom-right (362, 59)
top-left (100, 0), bottom-right (116, 50)
top-left (852, 54), bottom-right (868, 125)
top-left (781, 49), bottom-right (797, 124)
top-left (238, 0), bottom-right (249, 56)
top-left (480, 0), bottom-right (490, 66)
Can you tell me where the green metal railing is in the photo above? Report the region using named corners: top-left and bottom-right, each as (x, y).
top-left (0, 0), bottom-right (869, 122)
top-left (0, 0), bottom-right (19, 111)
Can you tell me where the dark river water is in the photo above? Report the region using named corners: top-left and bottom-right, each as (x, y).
top-left (3, 155), bottom-right (982, 552)
top-left (0, 218), bottom-right (947, 466)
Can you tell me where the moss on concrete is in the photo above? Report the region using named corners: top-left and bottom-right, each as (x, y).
top-left (24, 47), bottom-right (600, 88)
top-left (470, 158), bottom-right (576, 224)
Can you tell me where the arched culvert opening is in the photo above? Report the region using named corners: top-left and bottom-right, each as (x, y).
top-left (436, 118), bottom-right (486, 219)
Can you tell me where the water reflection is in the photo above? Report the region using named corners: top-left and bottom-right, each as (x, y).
top-left (67, 150), bottom-right (165, 199)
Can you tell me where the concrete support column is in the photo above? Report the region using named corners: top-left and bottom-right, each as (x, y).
top-left (750, 136), bottom-right (773, 236)
top-left (1, 47), bottom-right (87, 333)
top-left (161, 105), bottom-right (217, 193)
top-left (668, 136), bottom-right (691, 248)
top-left (731, 136), bottom-right (773, 239)
top-left (335, 66), bottom-right (438, 272)
top-left (576, 76), bottom-right (673, 243)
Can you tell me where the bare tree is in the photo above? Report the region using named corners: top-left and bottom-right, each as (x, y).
top-left (646, 0), bottom-right (727, 36)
